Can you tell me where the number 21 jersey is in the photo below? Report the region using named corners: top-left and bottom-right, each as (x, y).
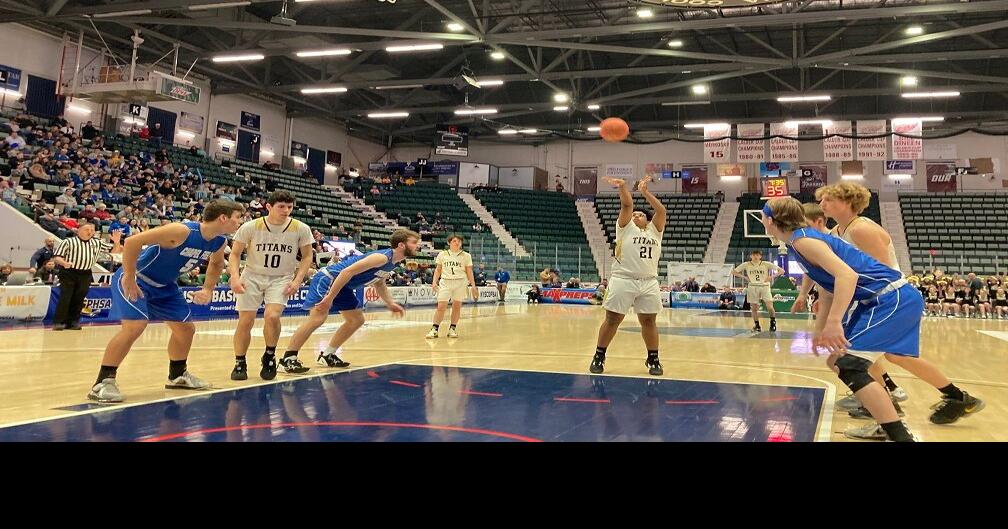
top-left (612, 221), bottom-right (662, 279)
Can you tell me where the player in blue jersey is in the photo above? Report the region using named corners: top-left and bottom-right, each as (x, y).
top-left (761, 197), bottom-right (918, 442)
top-left (88, 200), bottom-right (245, 403)
top-left (280, 228), bottom-right (421, 368)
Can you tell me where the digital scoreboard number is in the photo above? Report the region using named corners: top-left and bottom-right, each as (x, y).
top-left (761, 177), bottom-right (789, 199)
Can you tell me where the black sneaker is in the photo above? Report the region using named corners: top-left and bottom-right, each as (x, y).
top-left (769, 319), bottom-right (777, 332)
top-left (279, 355), bottom-right (310, 374)
top-left (230, 361), bottom-right (248, 381)
top-left (589, 353), bottom-right (605, 374)
top-left (752, 324), bottom-right (762, 333)
top-left (929, 392), bottom-right (985, 424)
top-left (849, 399), bottom-right (905, 419)
top-left (646, 356), bottom-right (663, 376)
top-left (317, 351), bottom-right (350, 368)
top-left (260, 353), bottom-right (277, 380)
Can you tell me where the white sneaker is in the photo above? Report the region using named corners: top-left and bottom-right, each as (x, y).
top-left (425, 328), bottom-right (439, 339)
top-left (835, 393), bottom-right (862, 410)
top-left (890, 387), bottom-right (909, 402)
top-left (165, 370), bottom-right (212, 390)
top-left (88, 378), bottom-right (123, 403)
top-left (844, 422), bottom-right (887, 441)
top-left (447, 327), bottom-right (459, 338)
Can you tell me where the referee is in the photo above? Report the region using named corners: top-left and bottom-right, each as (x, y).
top-left (51, 223), bottom-right (122, 330)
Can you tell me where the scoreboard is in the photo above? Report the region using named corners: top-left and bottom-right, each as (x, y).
top-left (761, 176), bottom-right (789, 199)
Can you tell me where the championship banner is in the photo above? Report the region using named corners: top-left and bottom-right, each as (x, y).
top-left (435, 124), bottom-right (469, 156)
top-left (891, 118), bottom-right (923, 160)
top-left (0, 286), bottom-right (51, 321)
top-left (736, 123), bottom-right (766, 162)
top-left (215, 120), bottom-right (237, 141)
top-left (926, 161), bottom-right (957, 192)
top-left (240, 111), bottom-right (261, 131)
top-left (823, 121), bottom-right (853, 161)
top-left (681, 165), bottom-right (709, 193)
top-left (179, 111), bottom-right (204, 134)
top-left (703, 123), bottom-right (731, 162)
top-left (799, 164), bottom-right (827, 194)
top-left (769, 122), bottom-right (799, 162)
top-left (856, 120), bottom-right (888, 160)
top-left (573, 166), bottom-right (598, 197)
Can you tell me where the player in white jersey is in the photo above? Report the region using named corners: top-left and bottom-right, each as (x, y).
top-left (426, 234), bottom-right (479, 338)
top-left (589, 175), bottom-right (666, 376)
top-left (228, 191), bottom-right (315, 381)
top-left (732, 250), bottom-right (784, 333)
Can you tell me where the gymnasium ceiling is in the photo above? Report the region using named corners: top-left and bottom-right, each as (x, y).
top-left (4, 0), bottom-right (1008, 145)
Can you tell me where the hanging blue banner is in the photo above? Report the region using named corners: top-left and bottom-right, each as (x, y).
top-left (0, 64), bottom-right (22, 92)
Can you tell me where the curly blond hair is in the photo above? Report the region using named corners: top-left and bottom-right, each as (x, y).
top-left (814, 182), bottom-right (871, 214)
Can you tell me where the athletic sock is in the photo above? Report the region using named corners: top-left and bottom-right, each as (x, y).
top-left (882, 373), bottom-right (899, 392)
top-left (939, 383), bottom-right (965, 401)
top-left (96, 365), bottom-right (118, 386)
top-left (595, 346), bottom-right (606, 359)
top-left (168, 359), bottom-right (187, 380)
top-left (880, 420), bottom-right (914, 442)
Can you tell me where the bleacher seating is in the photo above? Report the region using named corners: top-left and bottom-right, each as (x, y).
top-left (595, 193), bottom-right (719, 267)
top-left (725, 191), bottom-right (881, 264)
top-left (475, 188), bottom-right (599, 282)
top-left (363, 181), bottom-right (511, 267)
top-left (900, 192), bottom-right (1008, 275)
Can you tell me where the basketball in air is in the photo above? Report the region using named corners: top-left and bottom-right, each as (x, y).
top-left (599, 117), bottom-right (630, 142)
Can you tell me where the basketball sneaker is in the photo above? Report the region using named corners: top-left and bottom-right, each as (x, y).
top-left (425, 328), bottom-right (439, 339)
top-left (645, 356), bottom-right (663, 376)
top-left (589, 353), bottom-right (605, 374)
top-left (279, 356), bottom-right (310, 375)
top-left (317, 351), bottom-right (350, 368)
top-left (230, 361), bottom-right (248, 381)
top-left (769, 318), bottom-right (777, 332)
top-left (929, 392), bottom-right (985, 424)
top-left (844, 422), bottom-right (887, 441)
top-left (752, 323), bottom-right (762, 333)
top-left (165, 370), bottom-right (211, 390)
top-left (260, 353), bottom-right (277, 380)
top-left (848, 398), bottom-right (905, 419)
top-left (87, 378), bottom-right (123, 403)
top-left (835, 392), bottom-right (862, 410)
top-left (447, 327), bottom-right (459, 338)
top-left (890, 387), bottom-right (909, 402)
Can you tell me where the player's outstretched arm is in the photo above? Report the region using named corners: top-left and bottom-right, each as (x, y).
top-left (637, 175), bottom-right (666, 232)
top-left (604, 177), bottom-right (633, 228)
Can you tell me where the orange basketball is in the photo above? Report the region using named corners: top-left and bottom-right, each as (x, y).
top-left (599, 117), bottom-right (630, 142)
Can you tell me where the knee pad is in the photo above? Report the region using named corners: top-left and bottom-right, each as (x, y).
top-left (835, 354), bottom-right (875, 393)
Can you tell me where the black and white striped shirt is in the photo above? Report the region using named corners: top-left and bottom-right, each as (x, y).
top-left (54, 236), bottom-right (112, 271)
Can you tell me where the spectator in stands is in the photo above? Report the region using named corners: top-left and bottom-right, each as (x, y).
top-left (566, 277), bottom-right (581, 288)
top-left (370, 185), bottom-right (380, 197)
top-left (79, 204), bottom-right (98, 222)
top-left (248, 196), bottom-right (265, 215)
top-left (404, 176), bottom-right (415, 186)
top-left (0, 179), bottom-right (17, 205)
top-left (671, 281), bottom-right (684, 292)
top-left (539, 268), bottom-right (551, 286)
top-left (59, 213), bottom-right (79, 231)
top-left (592, 279), bottom-right (608, 304)
top-left (38, 212), bottom-right (68, 238)
top-left (683, 276), bottom-right (700, 292)
top-left (56, 188), bottom-right (77, 209)
top-left (177, 268), bottom-right (202, 287)
top-left (30, 237), bottom-right (57, 270)
top-left (150, 122), bottom-right (164, 147)
top-left (968, 273), bottom-right (984, 299)
top-left (3, 130), bottom-right (23, 149)
top-left (718, 288), bottom-right (737, 310)
top-left (0, 263), bottom-right (11, 283)
top-left (33, 260), bottom-right (58, 285)
top-left (701, 282), bottom-right (717, 293)
top-left (108, 215), bottom-right (130, 238)
top-left (554, 176), bottom-right (564, 193)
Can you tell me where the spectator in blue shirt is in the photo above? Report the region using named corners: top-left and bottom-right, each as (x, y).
top-left (494, 266), bottom-right (511, 303)
top-left (718, 289), bottom-right (737, 310)
top-left (108, 215), bottom-right (131, 238)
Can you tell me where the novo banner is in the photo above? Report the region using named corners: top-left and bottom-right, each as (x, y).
top-left (823, 121), bottom-right (853, 161)
top-left (736, 123), bottom-right (766, 163)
